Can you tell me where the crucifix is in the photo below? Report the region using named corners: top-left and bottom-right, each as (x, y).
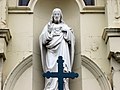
top-left (43, 56), bottom-right (79, 90)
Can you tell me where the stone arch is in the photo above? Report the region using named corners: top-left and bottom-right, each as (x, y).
top-left (29, 0), bottom-right (81, 11)
top-left (3, 55), bottom-right (32, 90)
top-left (81, 55), bottom-right (112, 90)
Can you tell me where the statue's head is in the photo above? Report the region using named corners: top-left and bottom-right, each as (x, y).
top-left (51, 8), bottom-right (63, 24)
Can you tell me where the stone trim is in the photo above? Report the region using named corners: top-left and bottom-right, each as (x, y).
top-left (0, 29), bottom-right (11, 60)
top-left (8, 0), bottom-right (105, 14)
top-left (80, 6), bottom-right (105, 13)
top-left (79, 0), bottom-right (105, 13)
top-left (0, 29), bottom-right (12, 45)
top-left (8, 6), bottom-right (33, 14)
top-left (3, 55), bottom-right (32, 90)
top-left (12, 0), bottom-right (104, 14)
top-left (8, 0), bottom-right (36, 14)
top-left (102, 27), bottom-right (120, 44)
top-left (2, 55), bottom-right (112, 90)
top-left (81, 55), bottom-right (112, 90)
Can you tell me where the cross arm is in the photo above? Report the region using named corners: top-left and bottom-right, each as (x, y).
top-left (63, 72), bottom-right (79, 79)
top-left (43, 71), bottom-right (58, 79)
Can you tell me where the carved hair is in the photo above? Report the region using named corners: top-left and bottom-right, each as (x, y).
top-left (50, 8), bottom-right (64, 24)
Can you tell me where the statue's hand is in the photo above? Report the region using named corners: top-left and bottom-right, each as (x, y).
top-left (48, 24), bottom-right (53, 33)
top-left (48, 28), bottom-right (52, 34)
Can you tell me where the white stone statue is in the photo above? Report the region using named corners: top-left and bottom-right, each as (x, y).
top-left (39, 8), bottom-right (75, 90)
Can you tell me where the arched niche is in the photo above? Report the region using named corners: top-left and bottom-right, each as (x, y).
top-left (82, 55), bottom-right (112, 90)
top-left (33, 0), bottom-right (81, 90)
top-left (3, 55), bottom-right (32, 90)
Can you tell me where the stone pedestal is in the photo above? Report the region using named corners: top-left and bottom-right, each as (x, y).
top-left (0, 29), bottom-right (11, 90)
top-left (102, 27), bottom-right (120, 90)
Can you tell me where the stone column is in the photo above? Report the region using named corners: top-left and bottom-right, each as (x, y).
top-left (109, 52), bottom-right (120, 90)
top-left (102, 27), bottom-right (120, 90)
top-left (0, 0), bottom-right (11, 89)
top-left (115, 0), bottom-right (120, 19)
top-left (0, 0), bottom-right (8, 29)
top-left (0, 58), bottom-right (3, 90)
top-left (0, 29), bottom-right (11, 90)
top-left (102, 0), bottom-right (120, 90)
top-left (105, 0), bottom-right (120, 27)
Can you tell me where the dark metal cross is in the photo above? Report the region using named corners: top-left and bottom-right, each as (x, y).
top-left (43, 56), bottom-right (79, 90)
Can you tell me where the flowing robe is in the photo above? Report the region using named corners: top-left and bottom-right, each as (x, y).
top-left (39, 22), bottom-right (75, 90)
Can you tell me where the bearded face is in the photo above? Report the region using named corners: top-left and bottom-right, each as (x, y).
top-left (53, 11), bottom-right (61, 22)
top-left (52, 8), bottom-right (62, 24)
